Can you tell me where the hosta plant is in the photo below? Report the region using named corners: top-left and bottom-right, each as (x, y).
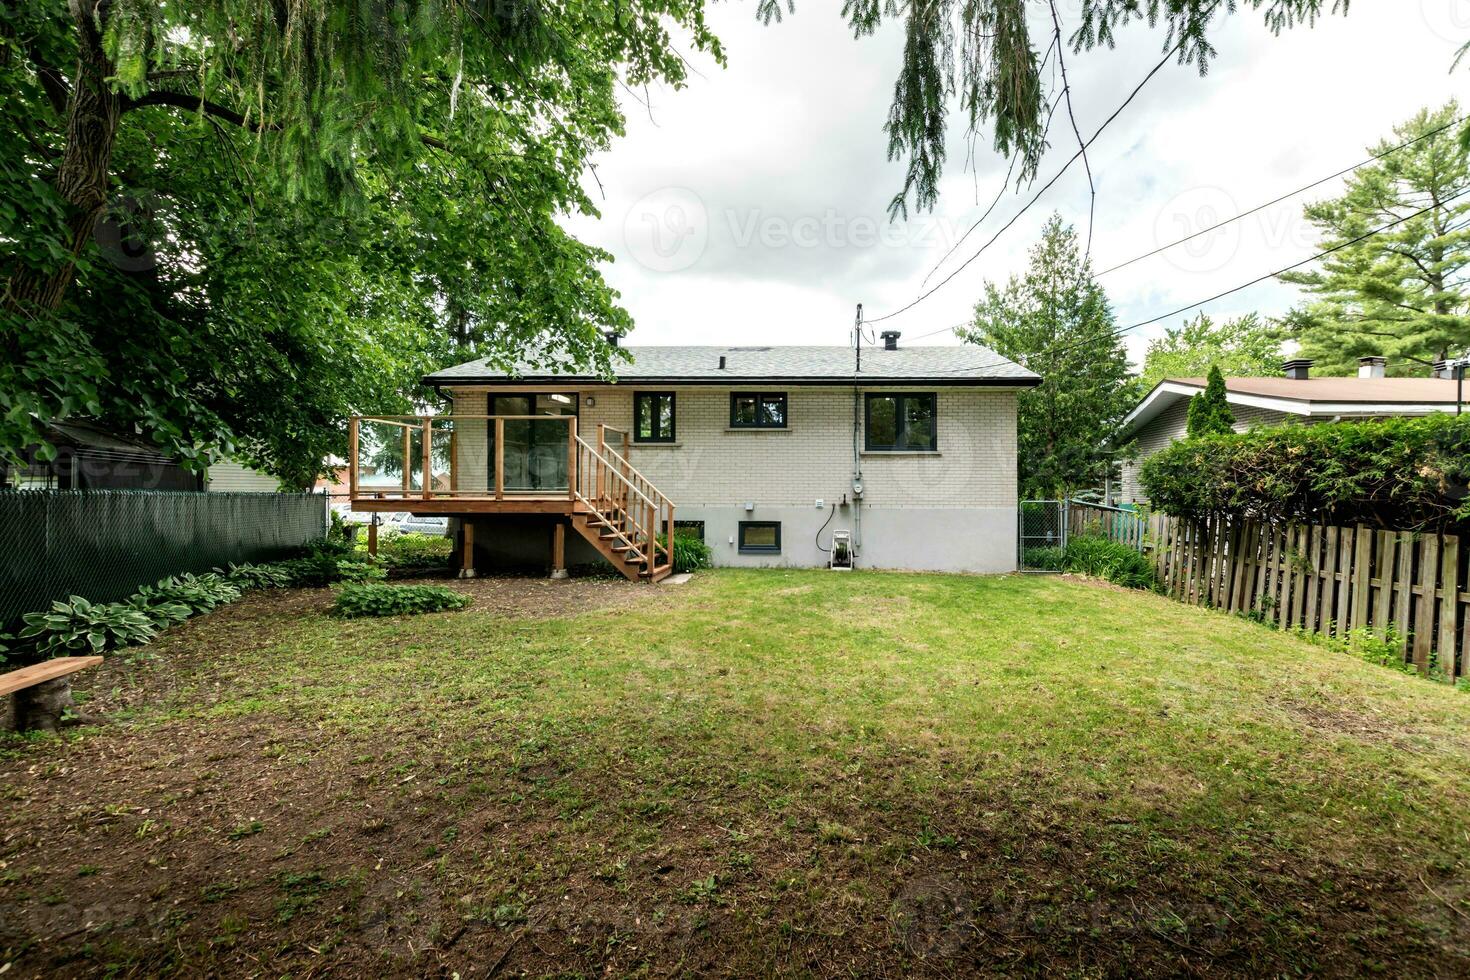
top-left (134, 572), bottom-right (242, 615)
top-left (332, 583), bottom-right (470, 618)
top-left (219, 562), bottom-right (296, 590)
top-left (122, 595), bottom-right (195, 630)
top-left (20, 596), bottom-right (157, 656)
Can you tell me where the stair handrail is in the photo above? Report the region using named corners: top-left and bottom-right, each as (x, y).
top-left (573, 436), bottom-right (673, 571)
top-left (598, 443), bottom-right (672, 507)
top-left (573, 437), bottom-right (658, 510)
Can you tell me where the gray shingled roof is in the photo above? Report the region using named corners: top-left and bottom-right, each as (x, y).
top-left (425, 344), bottom-right (1040, 387)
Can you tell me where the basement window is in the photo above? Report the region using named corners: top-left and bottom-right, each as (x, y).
top-left (865, 393), bottom-right (937, 451)
top-left (738, 521), bottom-right (781, 554)
top-left (730, 392), bottom-right (788, 428)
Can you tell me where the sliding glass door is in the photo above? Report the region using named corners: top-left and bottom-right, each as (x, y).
top-left (487, 394), bottom-right (578, 491)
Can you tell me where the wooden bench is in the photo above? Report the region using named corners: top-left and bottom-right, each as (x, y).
top-left (2, 656), bottom-right (103, 732)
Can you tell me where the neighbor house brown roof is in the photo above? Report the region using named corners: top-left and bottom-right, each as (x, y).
top-left (1171, 376), bottom-right (1461, 404)
top-left (1121, 375), bottom-right (1463, 434)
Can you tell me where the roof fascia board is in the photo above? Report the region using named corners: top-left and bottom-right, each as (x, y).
top-left (424, 374), bottom-right (1042, 388)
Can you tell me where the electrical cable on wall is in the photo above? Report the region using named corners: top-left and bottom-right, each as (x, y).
top-left (815, 502), bottom-right (836, 553)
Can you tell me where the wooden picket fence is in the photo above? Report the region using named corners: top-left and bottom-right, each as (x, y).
top-left (1069, 503), bottom-right (1470, 683)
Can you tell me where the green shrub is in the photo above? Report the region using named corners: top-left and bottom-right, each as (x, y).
top-left (1140, 413), bottom-right (1470, 530)
top-left (134, 572), bottom-right (242, 615)
top-left (278, 552), bottom-right (386, 587)
top-left (331, 583), bottom-right (471, 618)
top-left (219, 562), bottom-right (295, 589)
top-left (1061, 535), bottom-right (1158, 590)
top-left (657, 532), bottom-right (712, 573)
top-left (360, 530), bottom-right (453, 570)
top-left (1021, 545), bottom-right (1065, 570)
top-left (19, 596), bottom-right (157, 656)
top-left (1317, 626), bottom-right (1413, 674)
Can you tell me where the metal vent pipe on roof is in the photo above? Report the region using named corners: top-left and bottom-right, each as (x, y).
top-left (1282, 358), bottom-right (1313, 380)
top-left (1357, 356), bottom-right (1386, 379)
top-left (880, 330), bottom-right (901, 351)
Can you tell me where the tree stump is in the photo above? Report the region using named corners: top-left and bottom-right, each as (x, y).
top-left (7, 678), bottom-right (83, 733)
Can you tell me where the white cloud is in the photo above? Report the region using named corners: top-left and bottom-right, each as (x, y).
top-left (564, 2), bottom-right (1467, 366)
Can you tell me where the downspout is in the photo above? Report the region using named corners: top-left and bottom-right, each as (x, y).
top-left (852, 304), bottom-right (864, 558)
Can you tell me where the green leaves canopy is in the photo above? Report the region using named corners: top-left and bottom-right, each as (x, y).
top-left (1139, 312), bottom-right (1281, 391)
top-left (2, 0), bottom-right (721, 484)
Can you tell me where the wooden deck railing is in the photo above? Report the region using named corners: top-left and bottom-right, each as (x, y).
top-left (348, 415), bottom-right (674, 570)
top-left (350, 413), bottom-right (583, 501)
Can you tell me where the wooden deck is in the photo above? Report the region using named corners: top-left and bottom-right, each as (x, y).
top-left (349, 414), bottom-right (675, 582)
top-left (350, 494), bottom-right (582, 516)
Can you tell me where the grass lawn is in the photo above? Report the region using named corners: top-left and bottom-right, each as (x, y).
top-left (3, 569), bottom-right (1470, 976)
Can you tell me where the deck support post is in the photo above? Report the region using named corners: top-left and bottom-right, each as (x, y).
top-left (550, 520), bottom-right (568, 580)
top-left (459, 521), bottom-right (477, 579)
top-left (367, 520), bottom-right (378, 557)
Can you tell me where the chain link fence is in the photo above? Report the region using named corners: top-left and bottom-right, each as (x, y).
top-left (1019, 500), bottom-right (1067, 573)
top-left (0, 490), bottom-right (326, 623)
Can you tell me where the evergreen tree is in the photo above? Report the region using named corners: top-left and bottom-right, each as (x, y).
top-left (1139, 313), bottom-right (1281, 390)
top-left (1186, 366), bottom-right (1236, 437)
top-left (961, 214), bottom-right (1133, 498)
top-left (1281, 102), bottom-right (1470, 376)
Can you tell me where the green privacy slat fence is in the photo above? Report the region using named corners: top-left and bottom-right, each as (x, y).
top-left (0, 490), bottom-right (326, 623)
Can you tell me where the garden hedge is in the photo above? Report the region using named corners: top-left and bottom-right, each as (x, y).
top-left (1139, 413), bottom-right (1470, 531)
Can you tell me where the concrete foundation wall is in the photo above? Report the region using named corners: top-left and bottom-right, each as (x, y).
top-left (464, 505), bottom-right (1016, 575)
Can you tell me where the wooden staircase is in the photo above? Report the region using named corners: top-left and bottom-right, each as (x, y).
top-left (571, 430), bottom-right (675, 583)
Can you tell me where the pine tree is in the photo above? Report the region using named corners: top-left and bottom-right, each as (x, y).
top-left (1186, 366), bottom-right (1236, 437)
top-left (1281, 102), bottom-right (1470, 375)
top-left (961, 214), bottom-right (1133, 498)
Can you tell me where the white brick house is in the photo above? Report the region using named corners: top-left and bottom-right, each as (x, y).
top-left (349, 336), bottom-right (1039, 579)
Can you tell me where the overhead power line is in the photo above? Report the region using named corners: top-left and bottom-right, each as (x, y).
top-left (1034, 188), bottom-right (1470, 364)
top-left (1095, 113), bottom-right (1468, 278)
top-left (866, 33), bottom-right (1192, 326)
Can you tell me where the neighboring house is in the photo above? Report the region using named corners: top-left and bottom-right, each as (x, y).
top-left (348, 333), bottom-right (1040, 579)
top-left (3, 420), bottom-right (204, 491)
top-left (1119, 357), bottom-right (1464, 503)
top-left (2, 419), bottom-right (284, 493)
top-left (204, 460), bottom-right (281, 493)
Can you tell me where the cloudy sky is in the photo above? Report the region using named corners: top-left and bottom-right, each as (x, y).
top-left (564, 1), bottom-right (1468, 366)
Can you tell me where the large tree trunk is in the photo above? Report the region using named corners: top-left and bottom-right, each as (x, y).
top-left (4, 1), bottom-right (119, 313)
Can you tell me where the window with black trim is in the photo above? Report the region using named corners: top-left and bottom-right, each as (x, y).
top-left (729, 392), bottom-right (788, 429)
top-left (865, 393), bottom-right (937, 451)
top-left (634, 392), bottom-right (676, 443)
top-left (674, 520), bottom-right (706, 541)
top-left (738, 521), bottom-right (781, 554)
